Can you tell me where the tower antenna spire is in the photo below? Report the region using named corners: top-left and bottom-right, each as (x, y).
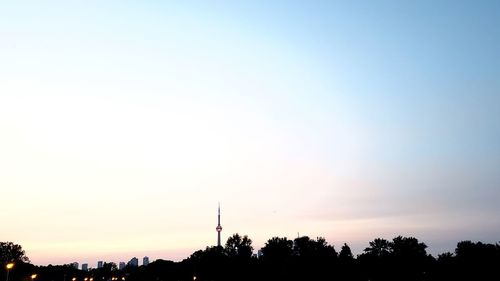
top-left (216, 203), bottom-right (222, 247)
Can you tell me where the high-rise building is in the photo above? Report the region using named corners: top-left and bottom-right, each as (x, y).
top-left (82, 263), bottom-right (88, 271)
top-left (119, 262), bottom-right (126, 270)
top-left (257, 250), bottom-right (264, 259)
top-left (143, 256), bottom-right (149, 266)
top-left (97, 261), bottom-right (103, 268)
top-left (71, 262), bottom-right (79, 269)
top-left (128, 257), bottom-right (138, 267)
top-left (216, 203), bottom-right (223, 247)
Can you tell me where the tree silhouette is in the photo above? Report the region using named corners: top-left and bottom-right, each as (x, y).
top-left (0, 242), bottom-right (30, 264)
top-left (223, 234), bottom-right (256, 281)
top-left (358, 236), bottom-right (432, 281)
top-left (261, 237), bottom-right (293, 261)
top-left (338, 243), bottom-right (357, 281)
top-left (293, 236), bottom-right (337, 259)
top-left (89, 262), bottom-right (118, 281)
top-left (224, 233), bottom-right (253, 259)
top-left (391, 236), bottom-right (428, 258)
top-left (339, 243), bottom-right (354, 261)
top-left (4, 236), bottom-right (500, 281)
top-left (363, 238), bottom-right (391, 257)
top-left (291, 236), bottom-right (337, 280)
top-left (453, 240), bottom-right (500, 280)
top-left (260, 237), bottom-right (294, 280)
top-left (390, 236), bottom-right (431, 281)
top-left (185, 246), bottom-right (227, 281)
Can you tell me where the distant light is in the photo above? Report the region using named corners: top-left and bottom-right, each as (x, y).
top-left (6, 263), bottom-right (14, 269)
top-left (31, 274), bottom-right (37, 280)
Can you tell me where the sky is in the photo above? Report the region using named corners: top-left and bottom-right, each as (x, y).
top-left (1, 0), bottom-right (500, 267)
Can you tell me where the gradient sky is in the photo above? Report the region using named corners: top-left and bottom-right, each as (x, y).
top-left (1, 0), bottom-right (500, 267)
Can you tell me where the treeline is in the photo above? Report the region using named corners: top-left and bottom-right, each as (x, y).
top-left (2, 235), bottom-right (500, 281)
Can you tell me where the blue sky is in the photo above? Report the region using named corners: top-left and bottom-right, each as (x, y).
top-left (1, 0), bottom-right (499, 266)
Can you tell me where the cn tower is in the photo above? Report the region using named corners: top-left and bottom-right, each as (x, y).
top-left (216, 203), bottom-right (222, 247)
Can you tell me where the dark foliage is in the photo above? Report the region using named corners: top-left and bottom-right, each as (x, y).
top-left (2, 236), bottom-right (500, 281)
top-left (0, 242), bottom-right (30, 264)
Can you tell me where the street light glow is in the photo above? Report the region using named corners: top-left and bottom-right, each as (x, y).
top-left (6, 263), bottom-right (15, 281)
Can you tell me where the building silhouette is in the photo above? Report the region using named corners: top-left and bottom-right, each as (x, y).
top-left (216, 203), bottom-right (223, 247)
top-left (119, 262), bottom-right (126, 270)
top-left (143, 256), bottom-right (149, 266)
top-left (128, 257), bottom-right (139, 267)
top-left (82, 263), bottom-right (88, 271)
top-left (97, 261), bottom-right (103, 268)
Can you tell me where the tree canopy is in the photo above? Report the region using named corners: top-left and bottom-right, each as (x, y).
top-left (3, 236), bottom-right (500, 281)
top-left (224, 233), bottom-right (253, 259)
top-left (0, 241), bottom-right (30, 264)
